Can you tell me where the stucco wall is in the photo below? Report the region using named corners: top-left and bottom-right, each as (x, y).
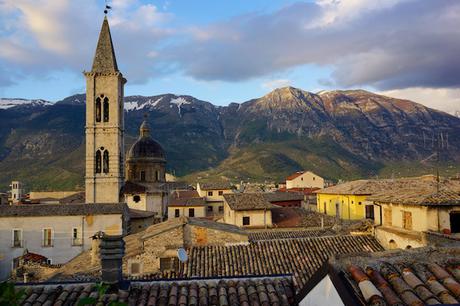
top-left (286, 172), bottom-right (324, 189)
top-left (167, 206), bottom-right (206, 218)
top-left (374, 203), bottom-right (460, 233)
top-left (375, 227), bottom-right (425, 249)
top-left (0, 214), bottom-right (124, 280)
top-left (196, 184), bottom-right (232, 202)
top-left (126, 193), bottom-right (164, 216)
top-left (317, 194), bottom-right (370, 220)
top-left (223, 202), bottom-right (272, 228)
top-left (299, 275), bottom-right (344, 306)
top-left (29, 191), bottom-right (80, 200)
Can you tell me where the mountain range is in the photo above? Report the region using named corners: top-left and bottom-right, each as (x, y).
top-left (1, 86), bottom-right (460, 191)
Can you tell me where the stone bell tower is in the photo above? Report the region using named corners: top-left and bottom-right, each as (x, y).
top-left (84, 16), bottom-right (126, 203)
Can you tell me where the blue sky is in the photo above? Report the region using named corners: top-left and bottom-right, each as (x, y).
top-left (1, 0), bottom-right (459, 112)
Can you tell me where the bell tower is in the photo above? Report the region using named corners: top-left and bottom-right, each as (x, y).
top-left (84, 16), bottom-right (126, 203)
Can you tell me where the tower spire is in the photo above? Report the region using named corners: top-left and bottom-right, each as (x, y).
top-left (91, 16), bottom-right (118, 73)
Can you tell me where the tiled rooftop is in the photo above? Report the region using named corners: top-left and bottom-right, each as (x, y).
top-left (331, 247), bottom-right (460, 306)
top-left (15, 276), bottom-right (295, 306)
top-left (182, 235), bottom-right (383, 290)
top-left (369, 180), bottom-right (460, 206)
top-left (317, 176), bottom-right (460, 199)
top-left (223, 193), bottom-right (277, 211)
top-left (248, 229), bottom-right (337, 241)
top-left (263, 192), bottom-right (304, 203)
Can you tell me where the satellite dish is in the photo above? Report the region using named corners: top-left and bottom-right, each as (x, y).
top-left (177, 248), bottom-right (188, 263)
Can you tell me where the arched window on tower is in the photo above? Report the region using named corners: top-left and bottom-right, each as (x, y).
top-left (103, 97), bottom-right (109, 122)
top-left (95, 150), bottom-right (102, 173)
top-left (155, 170), bottom-right (160, 181)
top-left (103, 150), bottom-right (109, 173)
top-left (95, 98), bottom-right (101, 122)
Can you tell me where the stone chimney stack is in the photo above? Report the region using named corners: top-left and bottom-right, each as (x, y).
top-left (99, 233), bottom-right (125, 285)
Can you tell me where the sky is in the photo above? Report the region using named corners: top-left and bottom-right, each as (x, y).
top-left (0, 0), bottom-right (459, 113)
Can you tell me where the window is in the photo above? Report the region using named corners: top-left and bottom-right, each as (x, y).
top-left (218, 206), bottom-right (224, 213)
top-left (243, 216), bottom-right (250, 226)
top-left (129, 260), bottom-right (142, 275)
top-left (365, 205), bottom-right (374, 219)
top-left (95, 150), bottom-right (102, 173)
top-left (208, 191), bottom-right (213, 196)
top-left (140, 171), bottom-right (146, 181)
top-left (207, 206), bottom-right (213, 212)
top-left (72, 228), bottom-right (82, 246)
top-left (103, 97), bottom-right (109, 122)
top-left (174, 209), bottom-right (180, 217)
top-left (133, 195), bottom-right (141, 203)
top-left (12, 229), bottom-right (22, 248)
top-left (301, 178), bottom-right (304, 181)
top-left (218, 191), bottom-right (223, 196)
top-left (103, 150), bottom-right (109, 173)
top-left (450, 212), bottom-right (460, 233)
top-left (384, 208), bottom-right (392, 226)
top-left (95, 97), bottom-right (101, 122)
top-left (402, 211), bottom-right (412, 230)
top-left (160, 257), bottom-right (178, 272)
top-left (189, 208), bottom-right (195, 217)
top-left (313, 177), bottom-right (315, 181)
top-left (155, 170), bottom-right (160, 181)
top-left (43, 228), bottom-right (53, 247)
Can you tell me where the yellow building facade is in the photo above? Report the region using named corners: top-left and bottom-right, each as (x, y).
top-left (316, 193), bottom-right (370, 220)
top-left (316, 180), bottom-right (380, 220)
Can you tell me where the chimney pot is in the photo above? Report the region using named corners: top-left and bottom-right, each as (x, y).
top-left (99, 233), bottom-right (125, 285)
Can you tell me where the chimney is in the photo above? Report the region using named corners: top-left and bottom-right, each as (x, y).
top-left (91, 231), bottom-right (104, 265)
top-left (99, 233), bottom-right (125, 285)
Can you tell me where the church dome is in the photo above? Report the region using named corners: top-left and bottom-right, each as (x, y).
top-left (127, 120), bottom-right (165, 160)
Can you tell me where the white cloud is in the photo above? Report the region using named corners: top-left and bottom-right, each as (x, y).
top-left (262, 79), bottom-right (291, 90)
top-left (380, 87), bottom-right (460, 114)
top-left (0, 0), bottom-right (171, 86)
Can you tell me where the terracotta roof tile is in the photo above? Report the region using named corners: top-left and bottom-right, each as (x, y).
top-left (223, 193), bottom-right (277, 211)
top-left (248, 229), bottom-right (337, 241)
top-left (331, 247), bottom-right (460, 306)
top-left (182, 235), bottom-right (383, 290)
top-left (16, 276), bottom-right (294, 306)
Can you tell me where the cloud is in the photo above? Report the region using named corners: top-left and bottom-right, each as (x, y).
top-left (0, 0), bottom-right (170, 86)
top-left (380, 87), bottom-right (460, 115)
top-left (262, 79), bottom-right (291, 90)
top-left (161, 0), bottom-right (460, 92)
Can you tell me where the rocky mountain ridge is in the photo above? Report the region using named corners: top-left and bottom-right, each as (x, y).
top-left (1, 87), bottom-right (459, 190)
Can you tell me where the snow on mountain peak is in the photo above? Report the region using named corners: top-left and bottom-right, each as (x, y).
top-left (124, 97), bottom-right (163, 111)
top-left (0, 98), bottom-right (52, 109)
